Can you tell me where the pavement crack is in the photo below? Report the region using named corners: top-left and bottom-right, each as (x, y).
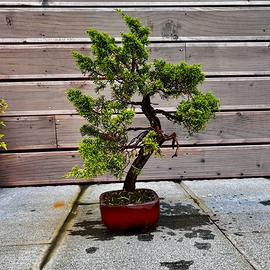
top-left (38, 185), bottom-right (89, 270)
top-left (180, 182), bottom-right (258, 270)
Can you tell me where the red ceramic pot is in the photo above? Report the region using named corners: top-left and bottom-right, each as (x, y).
top-left (99, 188), bottom-right (160, 230)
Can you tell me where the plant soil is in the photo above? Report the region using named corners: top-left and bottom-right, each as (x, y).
top-left (103, 189), bottom-right (156, 206)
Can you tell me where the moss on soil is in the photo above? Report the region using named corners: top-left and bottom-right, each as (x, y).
top-left (104, 190), bottom-right (156, 206)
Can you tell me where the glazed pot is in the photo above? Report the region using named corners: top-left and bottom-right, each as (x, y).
top-left (99, 188), bottom-right (160, 230)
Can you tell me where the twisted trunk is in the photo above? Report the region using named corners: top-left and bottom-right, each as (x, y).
top-left (123, 95), bottom-right (164, 192)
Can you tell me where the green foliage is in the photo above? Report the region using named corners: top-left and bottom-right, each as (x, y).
top-left (66, 10), bottom-right (220, 183)
top-left (65, 136), bottom-right (127, 179)
top-left (175, 92), bottom-right (220, 134)
top-left (67, 89), bottom-right (135, 137)
top-left (0, 99), bottom-right (8, 150)
top-left (149, 60), bottom-right (205, 98)
top-left (142, 130), bottom-right (161, 156)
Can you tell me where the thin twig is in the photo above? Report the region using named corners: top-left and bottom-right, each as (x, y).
top-left (128, 127), bottom-right (151, 131)
top-left (127, 101), bottom-right (143, 106)
top-left (127, 130), bottom-right (149, 148)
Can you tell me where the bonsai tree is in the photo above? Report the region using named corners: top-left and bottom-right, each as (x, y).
top-left (66, 10), bottom-right (219, 193)
top-left (0, 99), bottom-right (8, 150)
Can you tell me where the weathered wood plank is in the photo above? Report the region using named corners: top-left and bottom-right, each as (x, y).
top-left (2, 111), bottom-right (270, 151)
top-left (186, 42), bottom-right (270, 75)
top-left (0, 44), bottom-right (88, 80)
top-left (55, 111), bottom-right (270, 148)
top-left (0, 145), bottom-right (269, 186)
top-left (1, 1), bottom-right (268, 7)
top-left (1, 42), bottom-right (270, 79)
top-left (2, 77), bottom-right (270, 115)
top-left (200, 77), bottom-right (270, 111)
top-left (0, 8), bottom-right (270, 42)
top-left (0, 43), bottom-right (185, 79)
top-left (0, 116), bottom-right (56, 150)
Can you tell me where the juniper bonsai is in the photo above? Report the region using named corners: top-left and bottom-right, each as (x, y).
top-left (66, 10), bottom-right (219, 192)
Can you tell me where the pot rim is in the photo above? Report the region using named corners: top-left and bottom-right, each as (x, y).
top-left (99, 188), bottom-right (159, 208)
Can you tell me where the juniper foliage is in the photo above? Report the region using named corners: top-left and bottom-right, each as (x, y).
top-left (0, 99), bottom-right (8, 150)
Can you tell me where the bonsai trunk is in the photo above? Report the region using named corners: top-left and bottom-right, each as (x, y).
top-left (123, 149), bottom-right (153, 192)
top-left (123, 95), bottom-right (164, 192)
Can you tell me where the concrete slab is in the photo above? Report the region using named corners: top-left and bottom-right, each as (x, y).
top-left (160, 198), bottom-right (204, 216)
top-left (227, 233), bottom-right (270, 270)
top-left (183, 178), bottom-right (270, 270)
top-left (183, 178), bottom-right (270, 200)
top-left (0, 185), bottom-right (80, 245)
top-left (80, 181), bottom-right (189, 204)
top-left (214, 212), bottom-right (270, 233)
top-left (182, 178), bottom-right (270, 214)
top-left (182, 178), bottom-right (270, 229)
top-left (45, 197), bottom-right (253, 270)
top-left (191, 197), bottom-right (270, 215)
top-left (0, 244), bottom-right (49, 270)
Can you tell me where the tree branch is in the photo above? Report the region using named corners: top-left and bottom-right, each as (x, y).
top-left (155, 109), bottom-right (180, 122)
top-left (126, 130), bottom-right (149, 148)
top-left (163, 132), bottom-right (180, 158)
top-left (127, 101), bottom-right (143, 106)
top-left (141, 95), bottom-right (161, 131)
top-left (128, 127), bottom-right (151, 131)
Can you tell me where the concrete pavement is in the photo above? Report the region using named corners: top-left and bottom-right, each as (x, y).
top-left (1, 178), bottom-right (270, 269)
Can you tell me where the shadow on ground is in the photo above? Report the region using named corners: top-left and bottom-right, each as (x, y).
top-left (69, 202), bottom-right (214, 242)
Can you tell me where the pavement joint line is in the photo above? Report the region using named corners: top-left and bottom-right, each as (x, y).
top-left (38, 185), bottom-right (89, 270)
top-left (180, 181), bottom-right (258, 270)
top-left (178, 182), bottom-right (215, 216)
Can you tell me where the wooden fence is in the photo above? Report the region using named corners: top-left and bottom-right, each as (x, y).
top-left (1, 1), bottom-right (270, 186)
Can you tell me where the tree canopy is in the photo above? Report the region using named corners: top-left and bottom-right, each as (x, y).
top-left (66, 10), bottom-right (219, 190)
